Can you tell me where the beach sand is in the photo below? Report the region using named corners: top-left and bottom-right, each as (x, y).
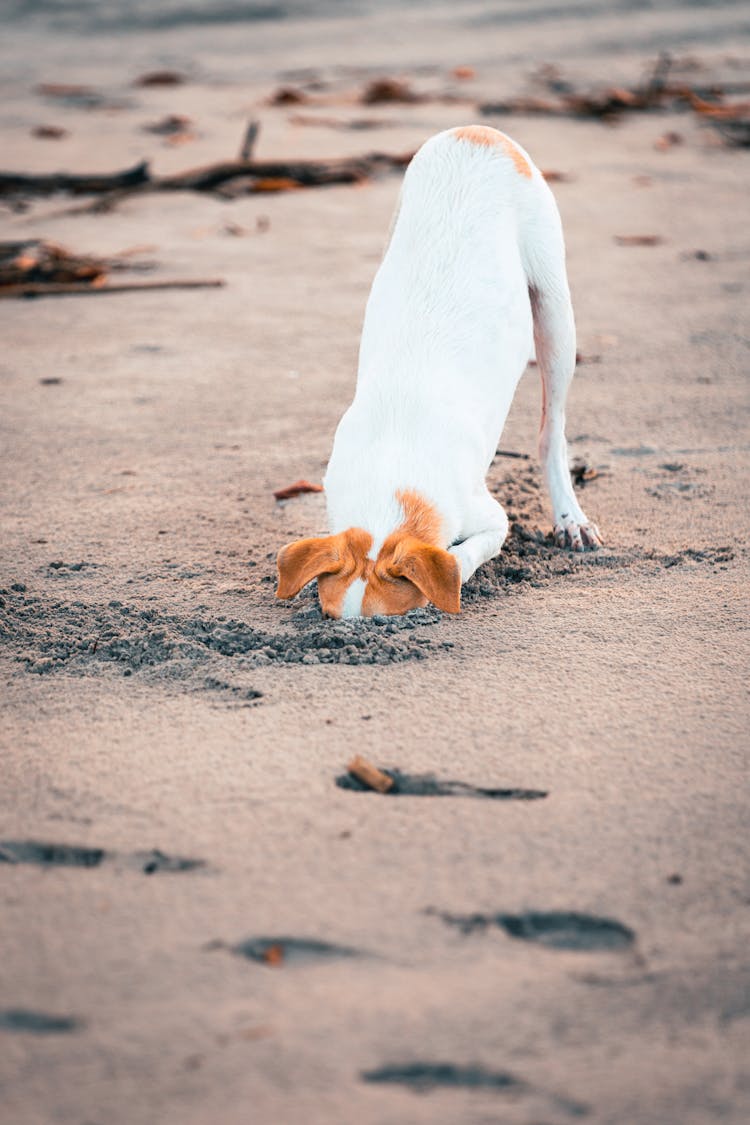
top-left (1, 3), bottom-right (749, 1123)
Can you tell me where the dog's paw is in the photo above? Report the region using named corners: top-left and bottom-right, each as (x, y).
top-left (554, 518), bottom-right (602, 552)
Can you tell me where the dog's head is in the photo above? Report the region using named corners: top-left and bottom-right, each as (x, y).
top-left (276, 526), bottom-right (460, 618)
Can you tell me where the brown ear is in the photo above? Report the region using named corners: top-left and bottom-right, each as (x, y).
top-left (276, 535), bottom-right (343, 599)
top-left (388, 537), bottom-right (461, 614)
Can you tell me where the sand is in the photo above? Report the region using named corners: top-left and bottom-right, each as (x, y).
top-left (1, 2), bottom-right (749, 1123)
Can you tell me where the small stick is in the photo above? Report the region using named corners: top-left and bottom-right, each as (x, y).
top-left (495, 449), bottom-right (530, 460)
top-left (641, 50), bottom-right (672, 106)
top-left (239, 120), bottom-right (260, 162)
top-left (0, 278), bottom-right (225, 299)
top-left (347, 755), bottom-right (394, 794)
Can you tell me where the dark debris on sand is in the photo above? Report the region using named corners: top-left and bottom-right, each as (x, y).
top-left (0, 587), bottom-right (448, 680)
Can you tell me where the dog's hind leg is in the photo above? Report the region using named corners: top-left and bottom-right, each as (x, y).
top-left (522, 181), bottom-right (601, 550)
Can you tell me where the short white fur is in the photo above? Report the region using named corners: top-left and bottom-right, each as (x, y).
top-left (323, 126), bottom-right (600, 617)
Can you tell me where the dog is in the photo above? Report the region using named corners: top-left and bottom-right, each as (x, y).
top-left (276, 124), bottom-right (601, 618)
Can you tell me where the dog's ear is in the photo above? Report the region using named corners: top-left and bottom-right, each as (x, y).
top-left (276, 535), bottom-right (344, 599)
top-left (388, 538), bottom-right (461, 614)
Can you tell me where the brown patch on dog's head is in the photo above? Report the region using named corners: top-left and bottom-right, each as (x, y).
top-left (452, 124), bottom-right (532, 178)
top-left (276, 528), bottom-right (373, 617)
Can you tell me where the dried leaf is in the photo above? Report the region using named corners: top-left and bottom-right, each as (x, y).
top-left (36, 83), bottom-right (93, 98)
top-left (571, 458), bottom-right (600, 486)
top-left (269, 86), bottom-right (307, 106)
top-left (165, 132), bottom-right (197, 148)
top-left (362, 78), bottom-right (419, 105)
top-left (541, 169), bottom-right (572, 182)
top-left (31, 125), bottom-right (68, 140)
top-left (273, 480), bottom-right (324, 501)
top-left (262, 944), bottom-right (284, 966)
top-left (134, 71), bottom-right (186, 87)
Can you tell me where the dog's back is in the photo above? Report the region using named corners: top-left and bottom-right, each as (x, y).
top-left (326, 126), bottom-right (551, 539)
top-left (361, 126), bottom-right (538, 390)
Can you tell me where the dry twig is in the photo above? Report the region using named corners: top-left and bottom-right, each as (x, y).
top-left (273, 480), bottom-right (324, 501)
top-left (0, 278), bottom-right (224, 299)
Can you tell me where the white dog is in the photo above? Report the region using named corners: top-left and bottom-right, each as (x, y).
top-left (277, 125), bottom-right (601, 618)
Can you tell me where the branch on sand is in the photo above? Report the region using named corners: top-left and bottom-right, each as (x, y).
top-left (480, 52), bottom-right (750, 125)
top-left (0, 278), bottom-right (224, 299)
top-left (0, 240), bottom-right (222, 299)
top-left (0, 121), bottom-right (413, 204)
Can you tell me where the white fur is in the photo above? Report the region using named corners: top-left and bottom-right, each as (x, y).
top-left (341, 577), bottom-right (366, 618)
top-left (323, 127), bottom-right (599, 615)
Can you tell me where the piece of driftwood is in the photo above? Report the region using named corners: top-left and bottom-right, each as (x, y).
top-left (0, 161), bottom-right (149, 197)
top-left (0, 151), bottom-right (411, 201)
top-left (347, 755), bottom-right (394, 794)
top-left (495, 449), bottom-right (530, 460)
top-left (273, 480), bottom-right (324, 501)
top-left (0, 278), bottom-right (224, 299)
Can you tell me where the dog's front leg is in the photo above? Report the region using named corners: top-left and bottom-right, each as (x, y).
top-left (449, 497), bottom-right (509, 584)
